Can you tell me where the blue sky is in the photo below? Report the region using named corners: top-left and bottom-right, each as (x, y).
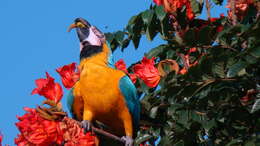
top-left (0, 0), bottom-right (227, 145)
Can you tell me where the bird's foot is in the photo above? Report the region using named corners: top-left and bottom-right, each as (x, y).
top-left (81, 120), bottom-right (92, 134)
top-left (121, 136), bottom-right (133, 146)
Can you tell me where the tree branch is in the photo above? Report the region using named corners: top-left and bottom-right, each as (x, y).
top-left (76, 121), bottom-right (125, 144)
top-left (205, 0), bottom-right (211, 20)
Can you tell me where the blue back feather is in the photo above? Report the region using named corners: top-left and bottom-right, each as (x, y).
top-left (67, 89), bottom-right (76, 118)
top-left (119, 76), bottom-right (140, 129)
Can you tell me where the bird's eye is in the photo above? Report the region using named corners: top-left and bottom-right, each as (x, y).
top-left (76, 22), bottom-right (85, 28)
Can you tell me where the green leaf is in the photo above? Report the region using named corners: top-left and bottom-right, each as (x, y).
top-left (242, 5), bottom-right (258, 24)
top-left (128, 15), bottom-right (138, 25)
top-left (177, 110), bottom-right (189, 128)
top-left (135, 134), bottom-right (153, 145)
top-left (244, 55), bottom-right (258, 64)
top-left (104, 32), bottom-right (114, 43)
top-left (197, 26), bottom-right (213, 45)
top-left (245, 140), bottom-right (256, 146)
top-left (132, 34), bottom-right (141, 49)
top-left (159, 135), bottom-right (173, 145)
top-left (212, 0), bottom-right (223, 5)
top-left (226, 139), bottom-right (240, 146)
top-left (227, 60), bottom-right (247, 77)
top-left (141, 10), bottom-right (154, 25)
top-left (155, 6), bottom-right (166, 21)
top-left (251, 99), bottom-right (260, 113)
top-left (146, 23), bottom-right (158, 41)
top-left (146, 45), bottom-right (167, 58)
top-left (183, 28), bottom-right (196, 45)
top-left (175, 140), bottom-right (184, 146)
top-left (213, 61), bottom-right (225, 78)
top-left (115, 31), bottom-right (125, 45)
top-left (202, 120), bottom-right (216, 131)
top-left (150, 106), bottom-right (159, 119)
top-left (189, 0), bottom-right (203, 15)
top-left (109, 39), bottom-right (119, 52)
top-left (121, 39), bottom-right (130, 51)
top-left (191, 111), bottom-right (202, 122)
top-left (249, 47), bottom-right (260, 58)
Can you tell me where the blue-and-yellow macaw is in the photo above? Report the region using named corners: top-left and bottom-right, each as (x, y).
top-left (67, 18), bottom-right (140, 146)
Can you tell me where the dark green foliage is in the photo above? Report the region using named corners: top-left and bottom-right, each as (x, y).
top-left (212, 0), bottom-right (223, 5)
top-left (107, 2), bottom-right (260, 146)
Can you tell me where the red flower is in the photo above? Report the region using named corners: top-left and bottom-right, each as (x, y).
top-left (153, 0), bottom-right (163, 5)
top-left (153, 0), bottom-right (195, 20)
top-left (0, 132), bottom-right (2, 146)
top-left (115, 59), bottom-right (128, 73)
top-left (56, 63), bottom-right (80, 89)
top-left (179, 68), bottom-right (187, 75)
top-left (188, 47), bottom-right (197, 54)
top-left (185, 1), bottom-right (195, 20)
top-left (133, 57), bottom-right (160, 88)
top-left (15, 107), bottom-right (64, 146)
top-left (115, 59), bottom-right (138, 83)
top-left (31, 72), bottom-right (63, 103)
top-left (226, 0), bottom-right (255, 21)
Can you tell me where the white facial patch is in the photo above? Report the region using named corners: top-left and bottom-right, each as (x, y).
top-left (84, 26), bottom-right (102, 46)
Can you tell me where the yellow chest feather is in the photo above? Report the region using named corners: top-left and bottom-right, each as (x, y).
top-left (76, 51), bottom-right (126, 118)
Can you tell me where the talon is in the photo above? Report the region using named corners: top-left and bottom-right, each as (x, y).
top-left (121, 136), bottom-right (133, 146)
top-left (81, 120), bottom-right (92, 134)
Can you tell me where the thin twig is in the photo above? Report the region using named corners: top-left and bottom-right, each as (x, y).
top-left (205, 0), bottom-right (211, 20)
top-left (200, 45), bottom-right (239, 52)
top-left (231, 0), bottom-right (237, 25)
top-left (191, 78), bottom-right (236, 97)
top-left (76, 121), bottom-right (125, 144)
top-left (92, 126), bottom-right (125, 143)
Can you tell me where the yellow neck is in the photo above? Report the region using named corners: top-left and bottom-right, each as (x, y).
top-left (79, 43), bottom-right (110, 70)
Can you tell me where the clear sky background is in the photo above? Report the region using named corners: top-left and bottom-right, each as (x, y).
top-left (0, 0), bottom-right (227, 145)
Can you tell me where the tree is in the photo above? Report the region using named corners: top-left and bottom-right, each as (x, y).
top-left (107, 0), bottom-right (260, 145)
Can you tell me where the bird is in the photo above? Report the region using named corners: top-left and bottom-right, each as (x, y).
top-left (67, 18), bottom-right (140, 146)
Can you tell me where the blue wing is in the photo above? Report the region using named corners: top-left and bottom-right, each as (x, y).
top-left (67, 89), bottom-right (76, 119)
top-left (119, 76), bottom-right (140, 129)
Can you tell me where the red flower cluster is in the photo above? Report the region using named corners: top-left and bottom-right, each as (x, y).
top-left (133, 57), bottom-right (161, 88)
top-left (115, 57), bottom-right (161, 88)
top-left (31, 72), bottom-right (63, 103)
top-left (15, 108), bottom-right (96, 146)
top-left (15, 107), bottom-right (63, 146)
top-left (56, 63), bottom-right (80, 89)
top-left (16, 62), bottom-right (96, 145)
top-left (115, 59), bottom-right (138, 83)
top-left (226, 0), bottom-right (254, 21)
top-left (153, 0), bottom-right (195, 20)
top-left (60, 117), bottom-right (96, 146)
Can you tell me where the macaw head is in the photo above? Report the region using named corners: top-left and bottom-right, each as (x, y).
top-left (68, 18), bottom-right (106, 51)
